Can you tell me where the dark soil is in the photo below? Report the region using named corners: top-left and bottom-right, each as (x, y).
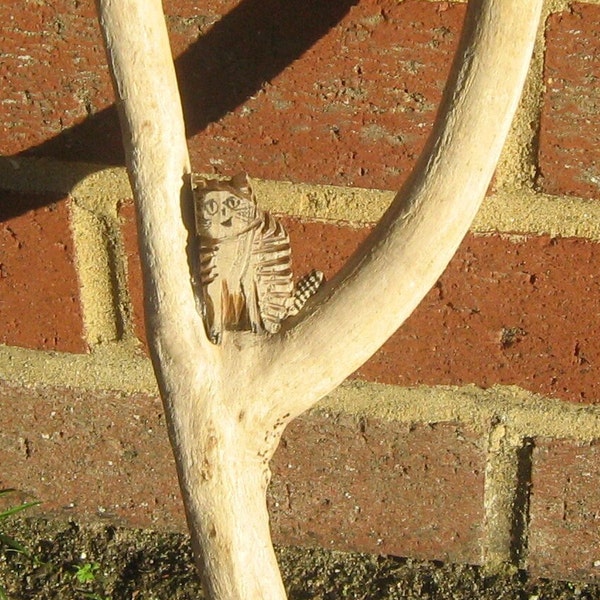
top-left (1, 517), bottom-right (599, 599)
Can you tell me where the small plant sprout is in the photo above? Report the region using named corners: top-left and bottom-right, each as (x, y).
top-left (0, 489), bottom-right (41, 600)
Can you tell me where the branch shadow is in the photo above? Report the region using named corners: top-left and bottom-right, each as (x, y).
top-left (2, 0), bottom-right (358, 218)
top-left (179, 0), bottom-right (359, 134)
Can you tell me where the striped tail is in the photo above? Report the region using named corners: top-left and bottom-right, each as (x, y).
top-left (286, 269), bottom-right (324, 317)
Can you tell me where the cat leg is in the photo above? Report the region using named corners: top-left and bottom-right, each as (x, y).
top-left (204, 279), bottom-right (223, 344)
top-left (245, 280), bottom-right (264, 334)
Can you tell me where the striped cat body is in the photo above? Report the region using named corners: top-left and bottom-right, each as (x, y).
top-left (192, 173), bottom-right (323, 344)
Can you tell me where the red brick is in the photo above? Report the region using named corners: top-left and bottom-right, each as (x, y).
top-left (538, 4), bottom-right (600, 200)
top-left (528, 438), bottom-right (600, 581)
top-left (121, 212), bottom-right (600, 404)
top-left (0, 383), bottom-right (182, 529)
top-left (269, 413), bottom-right (485, 564)
top-left (288, 221), bottom-right (600, 405)
top-left (178, 0), bottom-right (465, 190)
top-left (0, 191), bottom-right (86, 352)
top-left (0, 381), bottom-right (485, 564)
top-left (0, 1), bottom-right (117, 161)
top-left (3, 0), bottom-right (465, 190)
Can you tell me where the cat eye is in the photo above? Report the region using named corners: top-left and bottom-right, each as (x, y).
top-left (224, 196), bottom-right (241, 210)
top-left (204, 198), bottom-right (219, 215)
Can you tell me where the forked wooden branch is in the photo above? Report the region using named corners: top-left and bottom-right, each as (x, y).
top-left (96, 1), bottom-right (543, 598)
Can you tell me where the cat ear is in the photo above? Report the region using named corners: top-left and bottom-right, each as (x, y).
top-left (232, 172), bottom-right (252, 196)
top-left (191, 175), bottom-right (208, 191)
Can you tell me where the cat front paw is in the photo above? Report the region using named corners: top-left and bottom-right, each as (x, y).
top-left (250, 321), bottom-right (266, 335)
top-left (209, 329), bottom-right (222, 345)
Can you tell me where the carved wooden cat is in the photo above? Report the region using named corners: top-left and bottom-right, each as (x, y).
top-left (192, 173), bottom-right (323, 344)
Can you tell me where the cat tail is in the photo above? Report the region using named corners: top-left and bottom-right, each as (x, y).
top-left (286, 269), bottom-right (325, 317)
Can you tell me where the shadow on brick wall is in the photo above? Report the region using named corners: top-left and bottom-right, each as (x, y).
top-left (13, 0), bottom-right (359, 169)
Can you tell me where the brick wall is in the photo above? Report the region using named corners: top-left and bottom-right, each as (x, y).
top-left (1, 0), bottom-right (600, 583)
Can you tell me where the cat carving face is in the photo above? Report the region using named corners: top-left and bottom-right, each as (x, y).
top-left (192, 174), bottom-right (258, 240)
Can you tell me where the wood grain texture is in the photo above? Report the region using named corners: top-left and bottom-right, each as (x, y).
top-left (96, 0), bottom-right (544, 597)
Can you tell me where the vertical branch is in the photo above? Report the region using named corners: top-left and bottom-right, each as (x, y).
top-left (96, 2), bottom-right (287, 598)
top-left (96, 0), bottom-right (210, 368)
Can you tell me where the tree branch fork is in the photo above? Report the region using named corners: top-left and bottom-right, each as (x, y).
top-left (95, 0), bottom-right (543, 597)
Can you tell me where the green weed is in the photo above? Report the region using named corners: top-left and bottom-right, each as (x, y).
top-left (72, 561), bottom-right (111, 599)
top-left (74, 561), bottom-right (101, 584)
top-left (0, 489), bottom-right (41, 600)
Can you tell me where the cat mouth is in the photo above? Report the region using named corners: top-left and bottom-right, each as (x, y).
top-left (220, 217), bottom-right (233, 227)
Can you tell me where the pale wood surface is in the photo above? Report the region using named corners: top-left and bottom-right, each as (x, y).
top-left (96, 0), bottom-right (544, 597)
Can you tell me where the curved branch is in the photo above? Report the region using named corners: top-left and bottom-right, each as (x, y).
top-left (254, 0), bottom-right (544, 418)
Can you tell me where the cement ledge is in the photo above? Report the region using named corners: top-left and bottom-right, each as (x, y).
top-left (2, 157), bottom-right (600, 239)
top-left (1, 343), bottom-right (599, 443)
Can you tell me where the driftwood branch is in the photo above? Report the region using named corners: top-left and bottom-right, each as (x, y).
top-left (96, 0), bottom-right (543, 598)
